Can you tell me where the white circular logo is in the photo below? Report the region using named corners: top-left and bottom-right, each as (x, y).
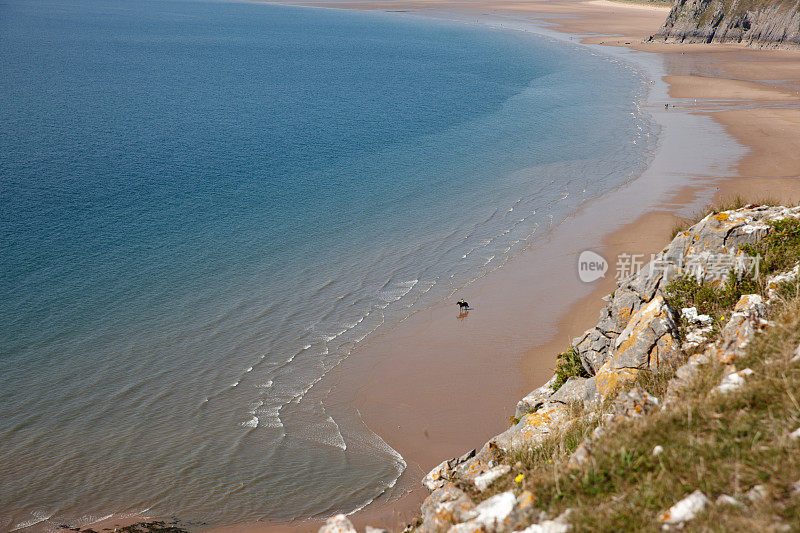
top-left (578, 250), bottom-right (608, 283)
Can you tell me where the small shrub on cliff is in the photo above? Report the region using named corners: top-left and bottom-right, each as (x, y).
top-left (741, 216), bottom-right (800, 275)
top-left (553, 347), bottom-right (589, 391)
top-left (513, 292), bottom-right (800, 531)
top-left (663, 270), bottom-right (758, 330)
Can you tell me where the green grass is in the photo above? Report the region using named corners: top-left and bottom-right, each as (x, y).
top-left (464, 290), bottom-right (800, 531)
top-left (662, 270), bottom-right (759, 340)
top-left (664, 214), bottom-right (800, 339)
top-left (450, 206), bottom-right (800, 531)
top-left (553, 347), bottom-right (590, 391)
top-left (741, 217), bottom-right (800, 277)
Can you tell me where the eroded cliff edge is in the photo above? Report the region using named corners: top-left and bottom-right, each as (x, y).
top-left (652, 0), bottom-right (800, 46)
top-left (320, 204), bottom-right (800, 532)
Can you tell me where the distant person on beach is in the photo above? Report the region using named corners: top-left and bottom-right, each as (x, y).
top-left (457, 299), bottom-right (469, 311)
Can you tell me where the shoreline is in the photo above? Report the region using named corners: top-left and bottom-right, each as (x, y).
top-left (52, 0), bottom-right (800, 531)
top-left (210, 0), bottom-right (800, 531)
top-left (276, 0), bottom-right (800, 530)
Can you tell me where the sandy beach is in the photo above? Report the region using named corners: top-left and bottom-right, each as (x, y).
top-left (215, 0), bottom-right (799, 531)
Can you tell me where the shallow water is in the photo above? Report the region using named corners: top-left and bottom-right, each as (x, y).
top-left (0, 0), bottom-right (655, 528)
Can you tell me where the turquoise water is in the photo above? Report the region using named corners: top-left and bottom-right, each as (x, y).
top-left (0, 0), bottom-right (655, 529)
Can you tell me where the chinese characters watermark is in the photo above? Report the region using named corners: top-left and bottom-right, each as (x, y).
top-left (578, 251), bottom-right (761, 283)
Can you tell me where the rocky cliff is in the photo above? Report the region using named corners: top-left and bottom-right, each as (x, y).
top-left (652, 0), bottom-right (800, 46)
top-left (321, 205), bottom-right (800, 533)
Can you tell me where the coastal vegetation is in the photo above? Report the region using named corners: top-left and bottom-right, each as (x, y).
top-left (349, 204), bottom-right (800, 533)
top-left (553, 347), bottom-right (590, 391)
top-left (459, 212), bottom-right (800, 530)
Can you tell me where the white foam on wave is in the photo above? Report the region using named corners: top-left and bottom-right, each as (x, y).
top-left (321, 308), bottom-right (371, 342)
top-left (320, 413), bottom-right (347, 451)
top-left (352, 311), bottom-right (385, 345)
top-left (256, 404), bottom-right (283, 429)
top-left (324, 330), bottom-right (346, 342)
top-left (242, 415), bottom-right (259, 428)
top-left (343, 409), bottom-right (408, 516)
top-left (418, 279), bottom-right (436, 295)
top-left (378, 279), bottom-right (418, 304)
top-left (79, 512), bottom-right (115, 525)
top-left (10, 510), bottom-right (54, 531)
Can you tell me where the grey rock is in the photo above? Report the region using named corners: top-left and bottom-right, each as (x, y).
top-left (515, 376), bottom-right (557, 418)
top-left (515, 508), bottom-right (573, 532)
top-left (567, 440), bottom-right (591, 468)
top-left (665, 350), bottom-right (712, 405)
top-left (319, 514), bottom-right (357, 533)
top-left (418, 484), bottom-right (476, 533)
top-left (653, 445), bottom-right (664, 456)
top-left (608, 294), bottom-right (684, 372)
top-left (581, 376), bottom-right (597, 406)
top-left (613, 387), bottom-right (660, 419)
top-left (423, 460), bottom-right (451, 492)
top-left (492, 403), bottom-right (569, 452)
top-left (747, 484), bottom-right (768, 502)
top-left (448, 449), bottom-right (476, 470)
top-left (573, 328), bottom-right (613, 375)
top-left (549, 377), bottom-right (588, 404)
top-left (654, 0), bottom-right (800, 47)
top-left (658, 490), bottom-right (710, 526)
top-left (715, 494), bottom-right (742, 507)
top-left (712, 294), bottom-right (770, 364)
top-left (448, 491), bottom-right (519, 533)
top-left (473, 464), bottom-right (511, 492)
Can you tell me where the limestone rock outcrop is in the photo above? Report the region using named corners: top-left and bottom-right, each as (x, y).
top-left (652, 0), bottom-right (800, 47)
top-left (327, 206), bottom-right (799, 533)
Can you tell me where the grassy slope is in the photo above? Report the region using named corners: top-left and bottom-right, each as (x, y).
top-left (454, 205), bottom-right (800, 531)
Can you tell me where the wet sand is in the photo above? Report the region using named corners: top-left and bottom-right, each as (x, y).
top-left (210, 0), bottom-right (800, 531)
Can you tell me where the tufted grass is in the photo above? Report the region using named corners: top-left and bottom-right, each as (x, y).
top-left (456, 275), bottom-right (800, 532)
top-left (552, 347), bottom-right (590, 391)
top-left (670, 196), bottom-right (780, 239)
top-left (741, 217), bottom-right (800, 276)
top-left (409, 207), bottom-right (800, 532)
top-left (662, 270), bottom-right (760, 335)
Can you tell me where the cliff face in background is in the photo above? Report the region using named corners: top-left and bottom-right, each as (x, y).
top-left (653, 0), bottom-right (800, 46)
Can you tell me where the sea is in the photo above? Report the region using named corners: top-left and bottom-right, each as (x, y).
top-left (0, 0), bottom-right (656, 529)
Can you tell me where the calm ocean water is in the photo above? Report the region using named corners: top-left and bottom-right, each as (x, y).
top-left (0, 0), bottom-right (655, 529)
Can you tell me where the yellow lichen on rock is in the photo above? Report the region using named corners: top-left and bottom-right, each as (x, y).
top-left (616, 307), bottom-right (633, 331)
top-left (595, 362), bottom-right (640, 399)
top-left (521, 408), bottom-right (557, 428)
